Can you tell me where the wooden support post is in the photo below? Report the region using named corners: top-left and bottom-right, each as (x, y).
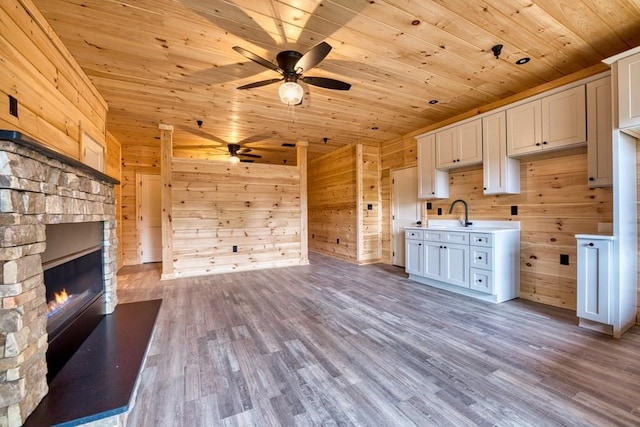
top-left (356, 142), bottom-right (364, 263)
top-left (297, 140), bottom-right (309, 265)
top-left (159, 123), bottom-right (174, 279)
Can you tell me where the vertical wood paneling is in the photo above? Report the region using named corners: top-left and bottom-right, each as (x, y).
top-left (169, 159), bottom-right (302, 277)
top-left (160, 124), bottom-right (174, 278)
top-left (0, 0), bottom-right (107, 157)
top-left (308, 145), bottom-right (357, 262)
top-left (121, 142), bottom-right (160, 265)
top-left (297, 141), bottom-right (309, 265)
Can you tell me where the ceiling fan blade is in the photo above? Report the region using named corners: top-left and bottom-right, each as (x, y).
top-left (232, 46), bottom-right (281, 72)
top-left (239, 153), bottom-right (262, 159)
top-left (237, 78), bottom-right (283, 90)
top-left (294, 41), bottom-right (332, 73)
top-left (237, 147), bottom-right (252, 154)
top-left (300, 76), bottom-right (351, 90)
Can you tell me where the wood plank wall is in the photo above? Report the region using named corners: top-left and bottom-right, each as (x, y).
top-left (308, 144), bottom-right (357, 262)
top-left (0, 0), bottom-right (107, 157)
top-left (120, 141), bottom-right (160, 265)
top-left (358, 143), bottom-right (382, 263)
top-left (169, 158), bottom-right (302, 277)
top-left (379, 137), bottom-right (613, 311)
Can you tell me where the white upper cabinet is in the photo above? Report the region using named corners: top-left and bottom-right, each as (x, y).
top-left (435, 119), bottom-right (482, 169)
top-left (617, 51), bottom-right (640, 131)
top-left (482, 111), bottom-right (520, 194)
top-left (604, 47), bottom-right (640, 138)
top-left (586, 77), bottom-right (612, 187)
top-left (417, 134), bottom-right (449, 199)
top-left (507, 86), bottom-right (587, 156)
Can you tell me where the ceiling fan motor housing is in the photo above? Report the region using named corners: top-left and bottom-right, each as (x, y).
top-left (277, 50), bottom-right (304, 81)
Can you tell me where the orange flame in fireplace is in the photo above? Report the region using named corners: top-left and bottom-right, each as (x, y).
top-left (48, 289), bottom-right (70, 313)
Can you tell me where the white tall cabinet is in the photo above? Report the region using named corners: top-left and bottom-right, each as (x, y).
top-left (587, 47), bottom-right (640, 338)
top-left (482, 111), bottom-right (520, 194)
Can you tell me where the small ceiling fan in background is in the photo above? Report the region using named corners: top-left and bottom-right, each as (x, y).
top-left (174, 125), bottom-right (265, 163)
top-left (233, 41), bottom-right (351, 105)
top-left (227, 143), bottom-right (261, 164)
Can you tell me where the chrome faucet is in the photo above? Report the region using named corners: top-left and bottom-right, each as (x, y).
top-left (448, 199), bottom-right (473, 227)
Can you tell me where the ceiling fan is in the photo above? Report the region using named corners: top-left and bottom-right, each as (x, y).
top-left (227, 143), bottom-right (260, 164)
top-left (233, 41), bottom-right (351, 105)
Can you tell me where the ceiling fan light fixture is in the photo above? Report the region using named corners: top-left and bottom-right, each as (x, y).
top-left (228, 154), bottom-right (240, 165)
top-left (279, 82), bottom-right (304, 105)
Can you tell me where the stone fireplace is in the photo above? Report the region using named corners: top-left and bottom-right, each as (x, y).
top-left (0, 131), bottom-right (118, 426)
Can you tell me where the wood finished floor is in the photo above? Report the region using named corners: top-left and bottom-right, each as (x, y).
top-left (117, 253), bottom-right (640, 427)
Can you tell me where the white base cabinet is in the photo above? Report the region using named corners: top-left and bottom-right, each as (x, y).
top-left (405, 224), bottom-right (520, 303)
top-left (405, 229), bottom-right (424, 276)
top-left (576, 234), bottom-right (614, 333)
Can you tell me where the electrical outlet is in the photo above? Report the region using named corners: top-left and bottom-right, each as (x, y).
top-left (232, 245), bottom-right (238, 253)
top-left (337, 238), bottom-right (340, 244)
top-left (9, 95), bottom-right (18, 117)
top-left (437, 207), bottom-right (442, 215)
top-left (560, 254), bottom-right (569, 265)
top-left (426, 202), bottom-right (432, 210)
top-left (511, 205), bottom-right (518, 215)
top-left (367, 203), bottom-right (373, 210)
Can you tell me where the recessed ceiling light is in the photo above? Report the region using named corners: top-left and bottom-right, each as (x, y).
top-left (516, 57), bottom-right (531, 65)
top-left (428, 99), bottom-right (439, 105)
top-left (411, 20), bottom-right (420, 26)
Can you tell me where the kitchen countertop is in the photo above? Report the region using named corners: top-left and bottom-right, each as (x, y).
top-left (406, 220), bottom-right (520, 233)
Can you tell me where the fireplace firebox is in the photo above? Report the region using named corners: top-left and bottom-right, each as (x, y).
top-left (42, 222), bottom-right (107, 382)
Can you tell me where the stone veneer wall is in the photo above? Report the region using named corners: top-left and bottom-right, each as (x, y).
top-left (0, 139), bottom-right (118, 426)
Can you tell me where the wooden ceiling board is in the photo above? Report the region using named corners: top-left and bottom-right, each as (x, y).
top-left (31, 0), bottom-right (640, 164)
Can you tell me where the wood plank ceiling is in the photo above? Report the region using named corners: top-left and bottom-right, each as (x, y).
top-left (33, 0), bottom-right (640, 164)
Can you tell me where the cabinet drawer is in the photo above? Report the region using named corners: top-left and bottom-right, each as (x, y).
top-left (443, 232), bottom-right (469, 244)
top-left (470, 233), bottom-right (492, 247)
top-left (470, 246), bottom-right (493, 270)
top-left (405, 229), bottom-right (424, 240)
top-left (470, 268), bottom-right (494, 293)
top-left (425, 230), bottom-right (469, 244)
top-left (424, 230), bottom-right (445, 241)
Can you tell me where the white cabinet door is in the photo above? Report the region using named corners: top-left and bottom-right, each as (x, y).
top-left (417, 134), bottom-right (449, 199)
top-left (405, 239), bottom-right (424, 276)
top-left (577, 238), bottom-right (611, 324)
top-left (506, 99), bottom-right (542, 156)
top-left (435, 128), bottom-right (457, 169)
top-left (618, 51), bottom-right (640, 129)
top-left (586, 77), bottom-right (613, 187)
top-left (541, 85), bottom-right (586, 150)
top-left (441, 243), bottom-right (469, 288)
top-left (424, 241), bottom-right (443, 280)
top-left (483, 111), bottom-right (520, 194)
top-left (507, 86), bottom-right (586, 156)
top-left (435, 120), bottom-right (482, 169)
top-left (457, 119), bottom-right (483, 165)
